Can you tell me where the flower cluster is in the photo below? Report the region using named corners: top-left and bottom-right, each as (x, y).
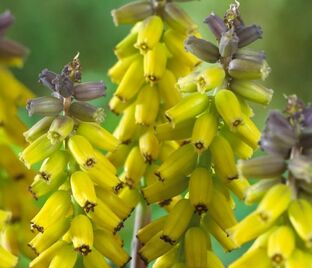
top-left (136, 2), bottom-right (273, 266)
top-left (229, 96), bottom-right (312, 268)
top-left (0, 10), bottom-right (37, 264)
top-left (108, 0), bottom-right (199, 153)
top-left (108, 0), bottom-right (200, 264)
top-left (22, 56), bottom-right (133, 267)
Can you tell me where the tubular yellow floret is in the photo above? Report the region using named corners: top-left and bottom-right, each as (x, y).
top-left (30, 190), bottom-right (72, 233)
top-left (144, 42), bottom-right (168, 83)
top-left (161, 199), bottom-right (194, 245)
top-left (68, 135), bottom-right (97, 170)
top-left (189, 168), bottom-right (213, 214)
top-left (268, 225), bottom-right (295, 266)
top-left (139, 129), bottom-right (160, 164)
top-left (69, 214), bottom-right (93, 256)
top-left (165, 92), bottom-right (209, 127)
top-left (76, 122), bottom-right (119, 152)
top-left (191, 112), bottom-right (217, 153)
top-left (210, 135), bottom-right (238, 181)
top-left (124, 146), bottom-right (147, 188)
top-left (215, 89), bottom-right (243, 130)
top-left (135, 16), bottom-right (164, 53)
top-left (94, 229), bottom-right (130, 267)
top-left (184, 227), bottom-right (208, 268)
top-left (135, 84), bottom-right (160, 126)
top-left (19, 134), bottom-right (61, 169)
top-left (70, 171), bottom-right (97, 212)
top-left (155, 143), bottom-right (197, 182)
top-left (197, 66), bottom-right (225, 92)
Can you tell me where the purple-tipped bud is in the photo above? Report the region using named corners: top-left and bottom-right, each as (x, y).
top-left (0, 38), bottom-right (28, 58)
top-left (111, 1), bottom-right (153, 26)
top-left (228, 58), bottom-right (271, 80)
top-left (38, 69), bottom-right (57, 91)
top-left (289, 155), bottom-right (312, 183)
top-left (218, 28), bottom-right (239, 57)
top-left (0, 11), bottom-right (14, 36)
top-left (184, 35), bottom-right (220, 63)
top-left (303, 106), bottom-right (312, 127)
top-left (234, 49), bottom-right (266, 62)
top-left (300, 128), bottom-right (312, 149)
top-left (238, 155), bottom-right (287, 179)
top-left (260, 111), bottom-right (297, 155)
top-left (73, 81), bottom-right (106, 101)
top-left (204, 13), bottom-right (226, 40)
top-left (68, 102), bottom-right (105, 124)
top-left (52, 74), bottom-right (74, 98)
top-left (259, 137), bottom-right (291, 158)
top-left (237, 24), bottom-right (263, 48)
top-left (163, 3), bottom-right (197, 34)
top-left (26, 96), bottom-right (63, 117)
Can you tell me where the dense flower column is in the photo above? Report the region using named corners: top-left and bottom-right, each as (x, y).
top-left (0, 10), bottom-right (38, 264)
top-left (108, 0), bottom-right (200, 190)
top-left (21, 55), bottom-right (132, 268)
top-left (137, 2), bottom-right (274, 266)
top-left (229, 96), bottom-right (312, 268)
top-left (108, 1), bottom-right (200, 265)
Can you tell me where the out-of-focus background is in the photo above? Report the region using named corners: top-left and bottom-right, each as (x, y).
top-left (1, 0), bottom-right (311, 267)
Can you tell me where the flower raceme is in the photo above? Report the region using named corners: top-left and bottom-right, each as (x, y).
top-left (135, 2), bottom-right (274, 266)
top-left (0, 10), bottom-right (37, 265)
top-left (229, 97), bottom-right (312, 268)
top-left (109, 1), bottom-right (272, 267)
top-left (21, 56), bottom-right (133, 267)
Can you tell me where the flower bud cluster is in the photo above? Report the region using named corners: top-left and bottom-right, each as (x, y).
top-left (109, 0), bottom-right (199, 224)
top-left (136, 3), bottom-right (274, 266)
top-left (22, 57), bottom-right (132, 268)
top-left (229, 96), bottom-right (312, 268)
top-left (0, 10), bottom-right (38, 263)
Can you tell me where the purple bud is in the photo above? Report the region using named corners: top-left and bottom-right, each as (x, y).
top-left (260, 111), bottom-right (297, 154)
top-left (26, 96), bottom-right (63, 117)
top-left (68, 102), bottom-right (105, 124)
top-left (259, 136), bottom-right (291, 158)
top-left (228, 58), bottom-right (271, 80)
top-left (204, 13), bottom-right (226, 40)
top-left (38, 69), bottom-right (57, 91)
top-left (234, 49), bottom-right (266, 62)
top-left (289, 155), bottom-right (312, 183)
top-left (218, 28), bottom-right (239, 57)
top-left (0, 11), bottom-right (14, 36)
top-left (238, 155), bottom-right (287, 179)
top-left (0, 38), bottom-right (28, 58)
top-left (184, 35), bottom-right (220, 63)
top-left (111, 1), bottom-right (153, 26)
top-left (163, 3), bottom-right (197, 34)
top-left (52, 74), bottom-right (74, 98)
top-left (73, 81), bottom-right (106, 101)
top-left (237, 24), bottom-right (263, 48)
top-left (300, 128), bottom-right (312, 149)
top-left (303, 106), bottom-right (312, 127)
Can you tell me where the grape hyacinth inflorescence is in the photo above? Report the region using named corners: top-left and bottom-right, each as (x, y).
top-left (21, 55), bottom-right (133, 268)
top-left (135, 2), bottom-right (274, 266)
top-left (229, 96), bottom-right (312, 268)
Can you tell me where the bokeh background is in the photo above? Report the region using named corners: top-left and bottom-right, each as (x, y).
top-left (1, 0), bottom-right (312, 267)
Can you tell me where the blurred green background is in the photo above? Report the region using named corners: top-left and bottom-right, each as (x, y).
top-left (1, 0), bottom-right (312, 267)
